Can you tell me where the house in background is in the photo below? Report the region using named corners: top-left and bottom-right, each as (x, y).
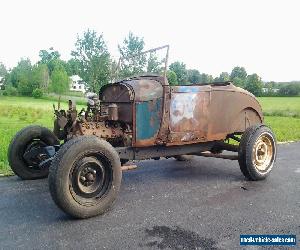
top-left (70, 75), bottom-right (86, 93)
top-left (262, 87), bottom-right (279, 94)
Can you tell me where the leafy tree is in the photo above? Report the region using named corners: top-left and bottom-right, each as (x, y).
top-left (0, 62), bottom-right (7, 77)
top-left (199, 73), bottom-right (213, 83)
top-left (39, 47), bottom-right (60, 64)
top-left (118, 32), bottom-right (146, 78)
top-left (266, 81), bottom-right (276, 88)
top-left (231, 77), bottom-right (245, 87)
top-left (71, 29), bottom-right (111, 92)
top-left (3, 85), bottom-right (18, 96)
top-left (39, 48), bottom-right (64, 74)
top-left (49, 59), bottom-right (68, 75)
top-left (215, 72), bottom-right (230, 82)
top-left (65, 58), bottom-right (80, 76)
top-left (245, 73), bottom-right (263, 96)
top-left (230, 66), bottom-right (247, 80)
top-left (49, 67), bottom-right (70, 97)
top-left (187, 69), bottom-right (201, 84)
top-left (110, 59), bottom-right (119, 81)
top-left (230, 66), bottom-right (247, 87)
top-left (6, 58), bottom-right (33, 95)
top-left (167, 70), bottom-right (178, 85)
top-left (32, 88), bottom-right (44, 98)
top-left (5, 59), bottom-right (26, 88)
top-left (31, 64), bottom-right (50, 90)
top-left (278, 84), bottom-right (300, 96)
top-left (147, 53), bottom-right (163, 74)
top-left (169, 61), bottom-right (187, 84)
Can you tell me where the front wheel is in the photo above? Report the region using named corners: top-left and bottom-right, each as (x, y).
top-left (48, 136), bottom-right (122, 219)
top-left (238, 124), bottom-right (277, 180)
top-left (8, 125), bottom-right (59, 180)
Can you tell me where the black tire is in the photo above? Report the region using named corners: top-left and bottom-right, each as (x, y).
top-left (238, 124), bottom-right (277, 180)
top-left (174, 155), bottom-right (194, 161)
top-left (48, 136), bottom-right (122, 219)
top-left (8, 125), bottom-right (59, 180)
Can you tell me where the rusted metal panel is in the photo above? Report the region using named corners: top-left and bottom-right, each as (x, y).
top-left (125, 79), bottom-right (163, 101)
top-left (135, 98), bottom-right (162, 147)
top-left (57, 74), bottom-right (263, 149)
top-left (166, 83), bottom-right (263, 145)
top-left (100, 83), bottom-right (134, 102)
top-left (155, 85), bottom-right (170, 145)
top-left (168, 86), bottom-right (210, 145)
top-left (206, 86), bottom-right (263, 141)
top-left (101, 76), bottom-right (165, 147)
top-left (173, 85), bottom-right (202, 93)
top-left (116, 141), bottom-right (215, 160)
top-left (101, 77), bottom-right (164, 102)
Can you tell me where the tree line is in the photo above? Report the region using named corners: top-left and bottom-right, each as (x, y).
top-left (0, 29), bottom-right (299, 97)
top-left (168, 63), bottom-right (300, 97)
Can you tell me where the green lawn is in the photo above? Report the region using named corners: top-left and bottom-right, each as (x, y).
top-left (258, 97), bottom-right (300, 118)
top-left (264, 116), bottom-right (300, 142)
top-left (0, 97), bottom-right (84, 175)
top-left (258, 97), bottom-right (300, 141)
top-left (0, 96), bottom-right (299, 175)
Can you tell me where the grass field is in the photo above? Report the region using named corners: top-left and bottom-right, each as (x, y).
top-left (0, 96), bottom-right (299, 175)
top-left (259, 97), bottom-right (300, 140)
top-left (259, 97), bottom-right (300, 118)
top-left (0, 97), bottom-right (84, 175)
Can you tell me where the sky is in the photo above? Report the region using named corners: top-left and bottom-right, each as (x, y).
top-left (0, 0), bottom-right (299, 82)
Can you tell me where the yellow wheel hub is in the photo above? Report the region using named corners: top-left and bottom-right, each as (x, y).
top-left (252, 133), bottom-right (274, 171)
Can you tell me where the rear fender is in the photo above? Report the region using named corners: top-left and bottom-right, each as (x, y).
top-left (230, 107), bottom-right (263, 134)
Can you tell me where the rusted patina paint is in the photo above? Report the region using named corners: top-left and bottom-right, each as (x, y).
top-left (168, 87), bottom-right (210, 145)
top-left (97, 77), bottom-right (263, 147)
top-left (175, 85), bottom-right (202, 93)
top-left (206, 86), bottom-right (263, 141)
top-left (100, 83), bottom-right (134, 102)
top-left (166, 83), bottom-right (263, 146)
top-left (135, 98), bottom-right (162, 147)
top-left (125, 79), bottom-right (163, 101)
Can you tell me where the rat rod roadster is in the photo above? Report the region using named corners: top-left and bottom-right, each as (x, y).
top-left (8, 46), bottom-right (276, 218)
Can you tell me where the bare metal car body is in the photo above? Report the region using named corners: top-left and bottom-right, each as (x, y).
top-left (9, 46), bottom-right (276, 219)
top-left (55, 76), bottom-right (262, 152)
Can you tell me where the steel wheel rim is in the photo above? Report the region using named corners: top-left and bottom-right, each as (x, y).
top-left (70, 153), bottom-right (113, 205)
top-left (252, 133), bottom-right (274, 171)
top-left (77, 158), bottom-right (104, 194)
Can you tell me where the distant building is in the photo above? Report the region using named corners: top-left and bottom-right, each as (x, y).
top-left (262, 87), bottom-right (279, 93)
top-left (70, 75), bottom-right (86, 93)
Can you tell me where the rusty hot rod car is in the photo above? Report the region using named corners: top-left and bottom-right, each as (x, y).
top-left (8, 46), bottom-right (277, 218)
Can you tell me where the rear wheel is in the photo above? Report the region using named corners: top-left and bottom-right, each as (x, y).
top-left (8, 125), bottom-right (59, 180)
top-left (238, 125), bottom-right (277, 180)
top-left (49, 136), bottom-right (122, 219)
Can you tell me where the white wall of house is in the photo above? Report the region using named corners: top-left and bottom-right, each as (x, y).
top-left (70, 75), bottom-right (86, 93)
top-left (262, 87), bottom-right (279, 93)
